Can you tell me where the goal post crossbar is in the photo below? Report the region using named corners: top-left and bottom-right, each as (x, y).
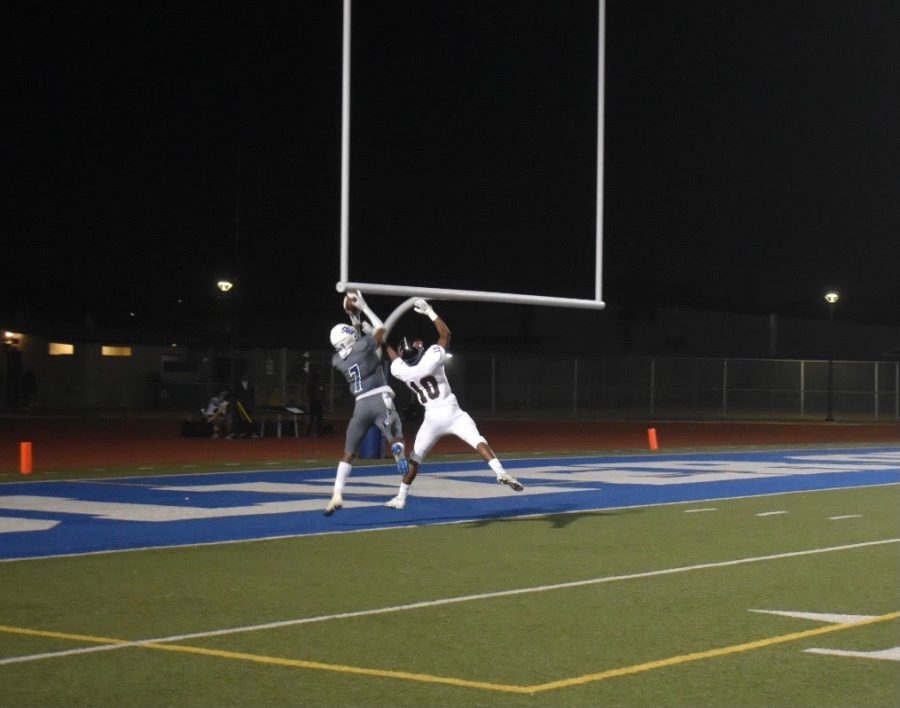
top-left (336, 281), bottom-right (606, 310)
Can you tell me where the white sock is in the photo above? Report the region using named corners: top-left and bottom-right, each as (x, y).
top-left (488, 458), bottom-right (504, 477)
top-left (396, 482), bottom-right (410, 500)
top-left (334, 461), bottom-right (352, 495)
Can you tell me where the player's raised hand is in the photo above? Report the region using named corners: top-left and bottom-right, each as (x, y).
top-left (351, 290), bottom-right (368, 312)
top-left (344, 289), bottom-right (367, 313)
top-left (414, 298), bottom-right (438, 321)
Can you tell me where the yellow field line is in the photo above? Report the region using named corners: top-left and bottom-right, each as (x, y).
top-left (522, 611), bottom-right (900, 693)
top-left (144, 643), bottom-right (528, 693)
top-left (1, 611), bottom-right (897, 695)
top-left (0, 623), bottom-right (525, 693)
top-left (0, 625), bottom-right (129, 646)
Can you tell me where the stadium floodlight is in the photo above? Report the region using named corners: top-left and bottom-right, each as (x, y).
top-left (824, 292), bottom-right (839, 304)
top-left (217, 280), bottom-right (234, 293)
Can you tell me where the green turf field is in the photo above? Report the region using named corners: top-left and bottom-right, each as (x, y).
top-left (1, 483), bottom-right (898, 707)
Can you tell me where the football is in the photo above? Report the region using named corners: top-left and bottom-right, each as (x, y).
top-left (343, 294), bottom-right (357, 312)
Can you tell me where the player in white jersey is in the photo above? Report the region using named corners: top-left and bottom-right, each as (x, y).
top-left (383, 298), bottom-right (523, 509)
top-left (324, 291), bottom-right (408, 516)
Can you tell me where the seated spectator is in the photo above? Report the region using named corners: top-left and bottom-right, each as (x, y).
top-left (204, 390), bottom-right (230, 439)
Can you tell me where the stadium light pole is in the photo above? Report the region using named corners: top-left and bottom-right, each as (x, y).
top-left (218, 279), bottom-right (235, 386)
top-left (824, 291), bottom-right (839, 421)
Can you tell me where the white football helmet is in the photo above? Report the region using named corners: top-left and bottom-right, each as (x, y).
top-left (330, 323), bottom-right (359, 359)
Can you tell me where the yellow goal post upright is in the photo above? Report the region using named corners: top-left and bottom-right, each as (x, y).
top-left (336, 0), bottom-right (607, 331)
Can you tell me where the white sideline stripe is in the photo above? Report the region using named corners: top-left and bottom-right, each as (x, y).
top-left (2, 537), bottom-right (897, 667)
top-left (684, 508), bottom-right (717, 513)
top-left (756, 511), bottom-right (788, 517)
top-left (829, 515), bottom-right (863, 520)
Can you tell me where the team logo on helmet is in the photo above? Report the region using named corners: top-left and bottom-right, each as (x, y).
top-left (330, 323), bottom-right (359, 358)
top-left (398, 337), bottom-right (424, 365)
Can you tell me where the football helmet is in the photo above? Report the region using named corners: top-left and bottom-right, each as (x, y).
top-left (330, 323), bottom-right (359, 359)
top-left (397, 337), bottom-right (424, 364)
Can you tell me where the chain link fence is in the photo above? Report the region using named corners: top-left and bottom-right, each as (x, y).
top-left (431, 354), bottom-right (899, 421)
top-left (11, 340), bottom-right (897, 421)
top-left (195, 351), bottom-right (898, 422)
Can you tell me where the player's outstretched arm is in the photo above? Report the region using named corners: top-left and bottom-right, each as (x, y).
top-left (414, 298), bottom-right (451, 349)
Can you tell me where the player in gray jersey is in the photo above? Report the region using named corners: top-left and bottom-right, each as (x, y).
top-left (383, 298), bottom-right (523, 509)
top-left (324, 291), bottom-right (408, 516)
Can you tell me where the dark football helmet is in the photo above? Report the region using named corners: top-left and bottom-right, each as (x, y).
top-left (397, 337), bottom-right (424, 364)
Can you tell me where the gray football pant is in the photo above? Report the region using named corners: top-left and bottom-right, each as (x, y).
top-left (344, 394), bottom-right (403, 456)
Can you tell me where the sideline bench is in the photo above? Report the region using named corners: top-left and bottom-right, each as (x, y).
top-left (258, 406), bottom-right (306, 438)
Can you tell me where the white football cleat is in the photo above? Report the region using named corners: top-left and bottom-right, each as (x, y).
top-left (497, 474), bottom-right (524, 492)
top-left (323, 494), bottom-right (343, 516)
top-left (384, 496), bottom-right (406, 510)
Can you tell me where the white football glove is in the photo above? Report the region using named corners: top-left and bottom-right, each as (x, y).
top-left (414, 298), bottom-right (438, 321)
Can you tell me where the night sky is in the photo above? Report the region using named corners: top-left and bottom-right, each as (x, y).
top-left (6, 1), bottom-right (900, 336)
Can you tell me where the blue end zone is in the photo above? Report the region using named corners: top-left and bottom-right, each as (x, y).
top-left (1, 447), bottom-right (898, 561)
